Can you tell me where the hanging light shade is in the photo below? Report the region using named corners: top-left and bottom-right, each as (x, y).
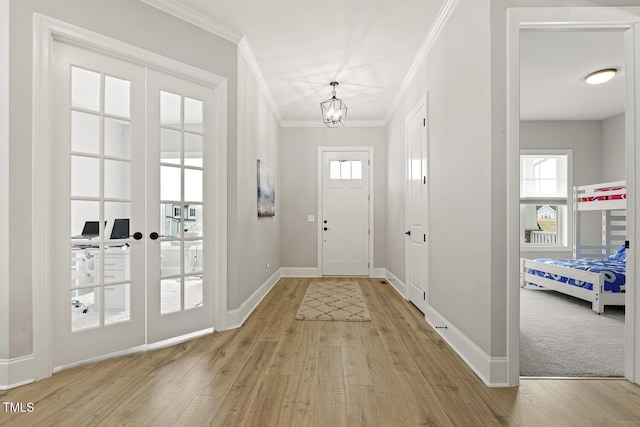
top-left (320, 81), bottom-right (347, 127)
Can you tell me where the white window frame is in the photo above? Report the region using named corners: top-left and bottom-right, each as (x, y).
top-left (520, 149), bottom-right (573, 252)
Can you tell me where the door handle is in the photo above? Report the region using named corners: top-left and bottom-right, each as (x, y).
top-left (405, 231), bottom-right (411, 236)
top-left (324, 227), bottom-right (330, 231)
top-left (149, 232), bottom-right (169, 240)
top-left (132, 232), bottom-right (143, 240)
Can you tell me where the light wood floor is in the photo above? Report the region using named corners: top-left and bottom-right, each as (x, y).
top-left (2, 277), bottom-right (640, 426)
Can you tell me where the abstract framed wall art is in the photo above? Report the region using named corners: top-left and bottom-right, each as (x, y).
top-left (257, 160), bottom-right (275, 217)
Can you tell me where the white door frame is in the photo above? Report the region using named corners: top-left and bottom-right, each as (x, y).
top-left (507, 7), bottom-right (640, 386)
top-left (32, 14), bottom-right (228, 380)
top-left (404, 94), bottom-right (429, 308)
top-left (317, 146), bottom-right (374, 276)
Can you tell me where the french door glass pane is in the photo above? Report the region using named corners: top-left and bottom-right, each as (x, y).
top-left (184, 133), bottom-right (203, 167)
top-left (161, 241), bottom-right (181, 276)
top-left (160, 91), bottom-right (181, 128)
top-left (184, 169), bottom-right (202, 202)
top-left (104, 283), bottom-right (130, 325)
top-left (71, 287), bottom-right (100, 331)
top-left (71, 156), bottom-right (100, 197)
top-left (104, 118), bottom-right (131, 158)
top-left (184, 275), bottom-right (203, 310)
top-left (184, 240), bottom-right (203, 274)
top-left (71, 111), bottom-right (100, 154)
top-left (161, 279), bottom-right (181, 314)
top-left (71, 67), bottom-right (100, 111)
top-left (160, 128), bottom-right (181, 165)
top-left (184, 97), bottom-right (203, 133)
top-left (161, 165), bottom-right (181, 201)
top-left (71, 201), bottom-right (99, 239)
top-left (104, 75), bottom-right (131, 118)
top-left (104, 159), bottom-right (131, 199)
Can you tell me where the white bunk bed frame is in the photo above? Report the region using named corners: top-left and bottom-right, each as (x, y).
top-left (521, 181), bottom-right (626, 314)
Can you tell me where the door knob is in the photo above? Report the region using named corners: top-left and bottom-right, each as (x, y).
top-left (132, 232), bottom-right (143, 240)
top-left (324, 227), bottom-right (329, 231)
top-left (405, 231), bottom-right (411, 236)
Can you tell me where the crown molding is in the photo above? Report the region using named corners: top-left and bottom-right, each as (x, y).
top-left (140, 0), bottom-right (243, 43)
top-left (384, 0), bottom-right (459, 124)
top-left (238, 37), bottom-right (283, 123)
top-left (280, 120), bottom-right (385, 128)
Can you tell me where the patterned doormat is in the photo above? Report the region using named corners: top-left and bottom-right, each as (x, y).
top-left (295, 281), bottom-right (371, 322)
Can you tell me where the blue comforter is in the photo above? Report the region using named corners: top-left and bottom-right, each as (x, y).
top-left (528, 258), bottom-right (626, 293)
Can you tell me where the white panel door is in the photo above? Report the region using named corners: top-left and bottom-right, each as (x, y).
top-left (406, 99), bottom-right (429, 313)
top-left (52, 42), bottom-right (146, 367)
top-left (322, 151), bottom-right (370, 276)
top-left (146, 70), bottom-right (214, 343)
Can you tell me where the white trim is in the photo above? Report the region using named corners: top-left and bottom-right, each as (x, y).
top-left (226, 269), bottom-right (282, 330)
top-left (238, 36), bottom-right (282, 123)
top-left (425, 305), bottom-right (509, 387)
top-left (280, 267), bottom-right (320, 277)
top-left (0, 356), bottom-right (35, 391)
top-left (507, 6), bottom-right (640, 387)
top-left (384, 269), bottom-right (407, 300)
top-left (139, 0), bottom-right (243, 43)
top-left (317, 146), bottom-right (375, 277)
top-left (281, 120), bottom-right (386, 128)
top-left (372, 268), bottom-right (385, 278)
top-left (0, 0), bottom-right (10, 366)
top-left (32, 14), bottom-right (228, 381)
top-left (384, 0), bottom-right (459, 124)
top-left (53, 328), bottom-right (213, 374)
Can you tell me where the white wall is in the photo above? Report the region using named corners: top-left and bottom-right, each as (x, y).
top-left (601, 113), bottom-right (626, 182)
top-left (520, 120), bottom-right (603, 259)
top-left (386, 0), bottom-right (494, 355)
top-left (8, 0), bottom-right (238, 360)
top-left (280, 127), bottom-right (386, 270)
top-left (231, 45), bottom-right (280, 309)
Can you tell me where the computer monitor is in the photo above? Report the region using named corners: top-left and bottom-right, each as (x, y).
top-left (110, 218), bottom-right (130, 239)
top-left (72, 221), bottom-right (103, 239)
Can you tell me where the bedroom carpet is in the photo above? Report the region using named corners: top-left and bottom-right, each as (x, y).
top-left (520, 287), bottom-right (625, 377)
top-left (295, 280), bottom-right (371, 322)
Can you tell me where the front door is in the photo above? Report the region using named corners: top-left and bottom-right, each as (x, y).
top-left (406, 98), bottom-right (429, 313)
top-left (322, 151), bottom-right (370, 276)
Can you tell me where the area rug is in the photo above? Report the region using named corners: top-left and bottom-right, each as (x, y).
top-left (520, 287), bottom-right (624, 377)
top-left (295, 281), bottom-right (371, 322)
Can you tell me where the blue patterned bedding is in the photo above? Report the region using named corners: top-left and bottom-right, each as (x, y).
top-left (528, 244), bottom-right (626, 293)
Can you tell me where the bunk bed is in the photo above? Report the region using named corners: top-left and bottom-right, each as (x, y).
top-left (520, 181), bottom-right (627, 314)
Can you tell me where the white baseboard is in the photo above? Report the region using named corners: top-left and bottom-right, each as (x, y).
top-left (384, 269), bottom-right (407, 299)
top-left (425, 305), bottom-right (509, 387)
top-left (372, 268), bottom-right (385, 278)
top-left (280, 267), bottom-right (319, 277)
top-left (0, 355), bottom-right (34, 390)
top-left (226, 268), bottom-right (282, 329)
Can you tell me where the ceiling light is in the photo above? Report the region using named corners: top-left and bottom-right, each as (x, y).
top-left (320, 82), bottom-right (347, 127)
top-left (584, 68), bottom-right (617, 85)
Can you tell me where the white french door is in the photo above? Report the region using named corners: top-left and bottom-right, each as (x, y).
top-left (406, 97), bottom-right (429, 313)
top-left (52, 42), bottom-right (146, 366)
top-left (52, 42), bottom-right (214, 367)
top-left (321, 151), bottom-right (370, 276)
top-left (146, 70), bottom-right (214, 343)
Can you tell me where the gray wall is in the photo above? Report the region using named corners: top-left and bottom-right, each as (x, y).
top-left (8, 0), bottom-right (238, 359)
top-left (386, 0), bottom-right (494, 354)
top-left (601, 113), bottom-right (626, 182)
top-left (280, 127), bottom-right (387, 270)
top-left (232, 49), bottom-right (280, 309)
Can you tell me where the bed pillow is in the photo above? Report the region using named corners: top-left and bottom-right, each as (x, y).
top-left (609, 243), bottom-right (627, 262)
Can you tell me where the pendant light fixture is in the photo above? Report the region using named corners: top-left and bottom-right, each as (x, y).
top-left (320, 81), bottom-right (347, 127)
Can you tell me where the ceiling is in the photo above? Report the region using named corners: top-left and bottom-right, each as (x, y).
top-left (145, 1), bottom-right (626, 125)
top-left (520, 30), bottom-right (625, 121)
